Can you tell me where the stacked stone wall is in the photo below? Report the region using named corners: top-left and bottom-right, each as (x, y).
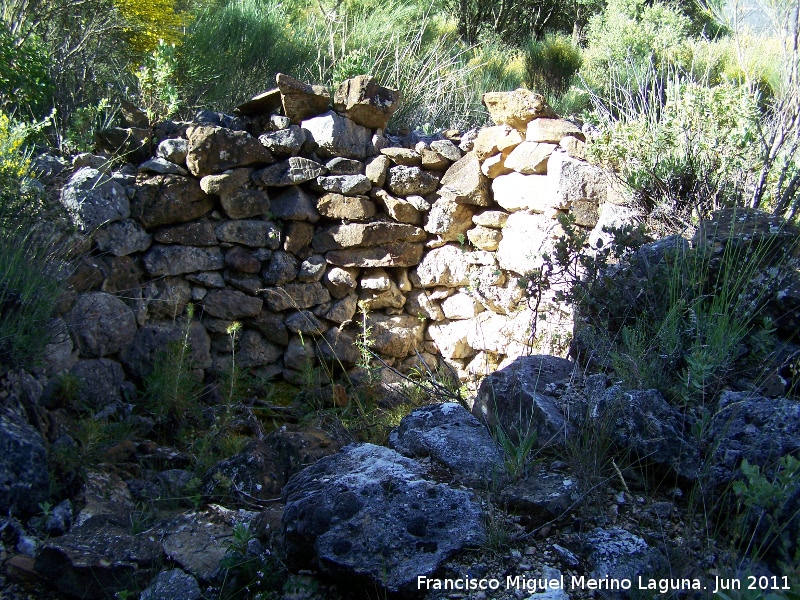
top-left (51, 75), bottom-right (629, 392)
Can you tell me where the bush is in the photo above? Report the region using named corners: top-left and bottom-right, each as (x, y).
top-left (523, 32), bottom-right (582, 96)
top-left (0, 25), bottom-right (52, 118)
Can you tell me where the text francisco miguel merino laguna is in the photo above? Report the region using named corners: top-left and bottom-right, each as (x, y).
top-left (417, 573), bottom-right (794, 594)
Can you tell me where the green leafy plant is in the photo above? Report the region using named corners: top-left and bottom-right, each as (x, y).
top-left (136, 40), bottom-right (180, 122)
top-left (523, 32), bottom-right (582, 96)
top-left (62, 97), bottom-right (119, 155)
top-left (494, 422), bottom-right (538, 480)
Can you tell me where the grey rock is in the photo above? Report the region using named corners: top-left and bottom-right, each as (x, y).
top-left (220, 188), bottom-right (271, 220)
top-left (365, 155), bottom-right (390, 187)
top-left (270, 186), bottom-right (320, 222)
top-left (203, 290), bottom-right (263, 319)
top-left (282, 443), bottom-right (486, 593)
top-left (154, 219), bottom-right (217, 246)
top-left (140, 569), bottom-right (201, 600)
top-left (143, 245), bottom-right (224, 276)
top-left (261, 282), bottom-right (330, 311)
top-left (333, 75), bottom-right (400, 129)
top-left (301, 111), bottom-right (371, 159)
top-left (325, 157), bottom-right (364, 175)
top-left (314, 174), bottom-right (372, 195)
top-left (258, 125), bottom-right (306, 155)
top-left (473, 355), bottom-right (575, 446)
top-left (285, 335), bottom-right (315, 370)
top-left (215, 219), bottom-right (281, 248)
top-left (237, 329), bottom-right (283, 368)
top-left (66, 292), bottom-right (136, 357)
top-left (276, 73), bottom-right (331, 123)
top-left (438, 153), bottom-right (490, 206)
top-left (326, 243), bottom-right (425, 268)
top-left (252, 156), bottom-right (325, 186)
top-left (69, 359), bottom-right (135, 411)
top-left (35, 518), bottom-right (163, 599)
top-left (120, 321), bottom-right (212, 378)
top-left (262, 251), bottom-right (299, 286)
top-left (313, 222), bottom-right (426, 252)
top-left (412, 244), bottom-right (472, 288)
top-left (386, 165), bottom-right (440, 196)
top-left (44, 499), bottom-right (74, 537)
top-left (93, 219), bottom-right (152, 256)
top-left (430, 139), bottom-right (461, 162)
top-left (591, 386), bottom-right (700, 481)
top-left (249, 310), bottom-right (289, 346)
top-left (185, 271), bottom-right (225, 288)
top-left (95, 126), bottom-right (151, 163)
top-left (284, 221), bottom-right (315, 253)
top-left (285, 310), bottom-right (326, 335)
top-left (138, 157), bottom-right (189, 176)
top-left (225, 245), bottom-right (261, 273)
top-left (132, 175), bottom-right (214, 228)
top-left (322, 293), bottom-right (358, 323)
top-left (199, 168), bottom-right (252, 196)
top-left (500, 469), bottom-right (582, 525)
top-left (157, 138), bottom-right (188, 164)
top-left (0, 409), bottom-right (49, 515)
top-left (323, 266), bottom-right (360, 299)
top-left (60, 167), bottom-right (129, 232)
top-left (366, 312), bottom-right (424, 357)
top-left (186, 125), bottom-right (273, 176)
top-left (317, 327), bottom-right (359, 366)
top-left (389, 402), bottom-right (503, 486)
top-left (297, 254), bottom-right (327, 283)
top-left (583, 528), bottom-right (666, 591)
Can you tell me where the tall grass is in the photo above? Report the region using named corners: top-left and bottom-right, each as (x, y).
top-left (177, 0), bottom-right (316, 111)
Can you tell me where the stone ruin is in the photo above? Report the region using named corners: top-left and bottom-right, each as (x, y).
top-left (48, 73), bottom-right (632, 394)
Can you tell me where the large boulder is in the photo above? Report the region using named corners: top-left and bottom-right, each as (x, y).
top-left (66, 292), bottom-right (137, 357)
top-left (282, 443), bottom-right (486, 593)
top-left (60, 167), bottom-right (129, 232)
top-left (389, 402), bottom-right (504, 486)
top-left (0, 408), bottom-right (49, 515)
top-left (473, 355), bottom-right (575, 445)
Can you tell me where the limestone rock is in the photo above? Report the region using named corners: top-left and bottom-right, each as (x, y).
top-left (386, 165), bottom-right (440, 196)
top-left (277, 73), bottom-right (331, 123)
top-left (480, 153), bottom-right (512, 178)
top-left (427, 319), bottom-right (473, 359)
top-left (497, 212), bottom-right (563, 275)
top-left (473, 355), bottom-right (575, 445)
top-left (284, 221), bottom-right (315, 254)
top-left (473, 210), bottom-right (509, 229)
top-left (467, 225), bottom-right (502, 251)
top-left (60, 167), bottom-right (129, 232)
top-left (297, 254), bottom-right (327, 283)
top-left (492, 171), bottom-right (559, 213)
top-left (366, 313), bottom-right (424, 357)
top-left (365, 155), bottom-right (390, 186)
top-left (262, 251), bottom-right (299, 285)
top-left (424, 197), bottom-right (475, 242)
top-left (69, 359), bottom-right (135, 411)
top-left (333, 75), bottom-right (400, 129)
top-left (237, 329), bottom-right (283, 367)
top-left (412, 245), bottom-right (472, 288)
top-left (140, 569), bottom-right (201, 600)
top-left (405, 289), bottom-right (445, 321)
top-left (526, 118), bottom-right (584, 143)
top-left (325, 243), bottom-right (425, 268)
top-left (500, 469), bottom-right (582, 524)
top-left (584, 528), bottom-right (667, 585)
top-left (324, 267), bottom-right (360, 298)
top-left (472, 125), bottom-right (523, 160)
top-left (430, 139), bottom-right (462, 162)
top-left (132, 175), bottom-right (214, 228)
top-left (325, 157), bottom-right (365, 175)
top-left (93, 219), bottom-right (152, 256)
top-left (358, 280), bottom-right (405, 310)
top-left (186, 125), bottom-right (273, 176)
top-left (282, 444), bottom-right (485, 594)
top-left (389, 403), bottom-right (504, 486)
top-left (438, 153), bottom-right (490, 206)
top-left (142, 245), bottom-right (224, 276)
top-left (302, 111), bottom-right (371, 159)
top-left (318, 193), bottom-right (376, 221)
top-left (373, 188), bottom-right (422, 224)
top-left (323, 293), bottom-right (358, 323)
top-left (441, 291), bottom-right (484, 319)
top-left (154, 219), bottom-right (217, 246)
top-left (285, 310), bottom-right (326, 335)
top-left (313, 222), bottom-right (426, 252)
top-left (482, 88), bottom-right (556, 131)
top-left (66, 292), bottom-right (136, 357)
top-left (504, 141), bottom-right (557, 174)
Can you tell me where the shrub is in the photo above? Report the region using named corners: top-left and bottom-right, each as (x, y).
top-left (136, 41), bottom-right (180, 122)
top-left (0, 25), bottom-right (52, 118)
top-left (523, 32), bottom-right (582, 96)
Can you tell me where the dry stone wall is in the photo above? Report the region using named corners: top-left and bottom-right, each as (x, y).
top-left (55, 75), bottom-right (627, 390)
